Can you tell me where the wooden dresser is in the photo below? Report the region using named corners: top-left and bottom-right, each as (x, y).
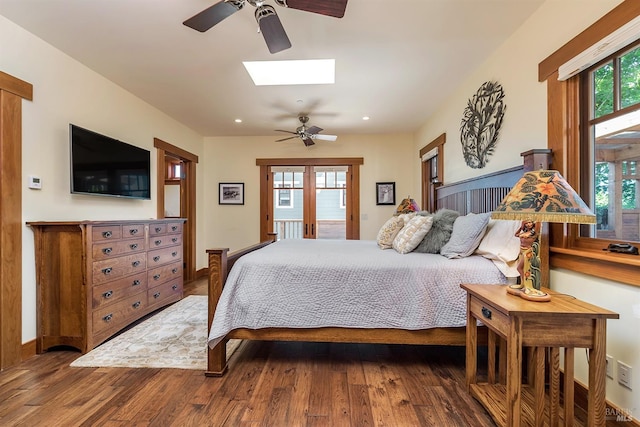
top-left (28, 219), bottom-right (185, 353)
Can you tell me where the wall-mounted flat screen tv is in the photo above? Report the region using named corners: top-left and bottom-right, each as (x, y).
top-left (70, 124), bottom-right (151, 200)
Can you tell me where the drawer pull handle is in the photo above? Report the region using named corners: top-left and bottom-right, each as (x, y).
top-left (171, 226), bottom-right (178, 231)
top-left (130, 243), bottom-right (138, 250)
top-left (132, 279), bottom-right (141, 286)
top-left (102, 247), bottom-right (113, 255)
top-left (102, 231), bottom-right (112, 238)
top-left (154, 292), bottom-right (161, 299)
top-left (481, 307), bottom-right (492, 320)
top-left (155, 227), bottom-right (162, 232)
top-left (172, 268), bottom-right (178, 274)
top-left (155, 239), bottom-right (162, 246)
top-left (103, 290), bottom-right (113, 299)
top-left (103, 314), bottom-right (113, 322)
top-left (172, 284), bottom-right (178, 290)
top-left (153, 274), bottom-right (161, 280)
top-left (172, 237), bottom-right (178, 243)
top-left (132, 301), bottom-right (141, 309)
top-left (129, 229), bottom-right (138, 235)
top-left (153, 256), bottom-right (160, 262)
top-left (102, 267), bottom-right (113, 275)
top-left (172, 251), bottom-right (178, 257)
top-left (132, 260), bottom-right (141, 267)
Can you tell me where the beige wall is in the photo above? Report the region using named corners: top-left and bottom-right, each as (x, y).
top-left (202, 134), bottom-right (415, 251)
top-left (413, 0), bottom-right (638, 414)
top-left (0, 15), bottom-right (205, 343)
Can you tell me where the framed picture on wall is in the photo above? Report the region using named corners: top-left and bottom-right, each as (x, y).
top-left (376, 182), bottom-right (395, 205)
top-left (219, 183), bottom-right (244, 205)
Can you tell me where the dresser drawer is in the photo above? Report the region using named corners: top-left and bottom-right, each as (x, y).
top-left (122, 223), bottom-right (146, 239)
top-left (92, 225), bottom-right (122, 242)
top-left (92, 237), bottom-right (146, 260)
top-left (148, 233), bottom-right (182, 250)
top-left (92, 253), bottom-right (148, 284)
top-left (149, 223), bottom-right (167, 236)
top-left (92, 292), bottom-right (148, 335)
top-left (148, 261), bottom-right (182, 286)
top-left (469, 297), bottom-right (509, 338)
top-left (148, 278), bottom-right (183, 308)
top-left (92, 272), bottom-right (147, 309)
top-left (167, 222), bottom-right (183, 234)
top-left (148, 245), bottom-right (182, 267)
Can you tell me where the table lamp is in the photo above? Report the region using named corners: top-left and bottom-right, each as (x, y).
top-left (396, 196), bottom-right (420, 215)
top-left (492, 170), bottom-right (596, 302)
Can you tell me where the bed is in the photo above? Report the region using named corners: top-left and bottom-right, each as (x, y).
top-left (205, 152), bottom-right (549, 376)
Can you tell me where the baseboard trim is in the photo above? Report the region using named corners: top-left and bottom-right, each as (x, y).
top-left (195, 267), bottom-right (208, 279)
top-left (563, 372), bottom-right (638, 426)
top-left (21, 339), bottom-right (36, 362)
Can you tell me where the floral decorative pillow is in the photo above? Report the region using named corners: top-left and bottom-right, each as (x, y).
top-left (376, 216), bottom-right (405, 249)
top-left (392, 215), bottom-right (434, 254)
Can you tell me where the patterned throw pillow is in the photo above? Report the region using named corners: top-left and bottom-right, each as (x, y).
top-left (392, 215), bottom-right (434, 254)
top-left (376, 216), bottom-right (405, 249)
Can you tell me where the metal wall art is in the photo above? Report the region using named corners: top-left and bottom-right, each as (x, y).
top-left (459, 81), bottom-right (506, 169)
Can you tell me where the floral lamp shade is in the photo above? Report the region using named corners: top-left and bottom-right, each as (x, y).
top-left (492, 170), bottom-right (596, 224)
top-left (395, 197), bottom-right (420, 215)
top-left (492, 170), bottom-right (595, 302)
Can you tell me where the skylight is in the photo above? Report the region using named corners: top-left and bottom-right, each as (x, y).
top-left (242, 59), bottom-right (335, 86)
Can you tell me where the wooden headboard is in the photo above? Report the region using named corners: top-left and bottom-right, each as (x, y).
top-left (435, 149), bottom-right (552, 214)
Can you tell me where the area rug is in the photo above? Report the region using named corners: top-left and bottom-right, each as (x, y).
top-left (70, 295), bottom-right (241, 370)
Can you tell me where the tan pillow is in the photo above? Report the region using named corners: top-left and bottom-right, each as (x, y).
top-left (392, 215), bottom-right (434, 254)
top-left (376, 216), bottom-right (405, 249)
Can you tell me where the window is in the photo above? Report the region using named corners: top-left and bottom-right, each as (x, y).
top-left (581, 41), bottom-right (640, 242)
top-left (541, 0), bottom-right (640, 287)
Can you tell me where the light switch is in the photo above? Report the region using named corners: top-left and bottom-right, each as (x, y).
top-left (28, 175), bottom-right (42, 189)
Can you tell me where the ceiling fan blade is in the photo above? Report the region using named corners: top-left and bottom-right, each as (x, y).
top-left (313, 134), bottom-right (338, 141)
top-left (183, 1), bottom-right (244, 32)
top-left (306, 126), bottom-right (323, 135)
top-left (255, 6), bottom-right (291, 54)
top-left (275, 136), bottom-right (297, 142)
top-left (302, 138), bottom-right (315, 147)
top-left (276, 0), bottom-right (348, 18)
top-left (275, 129), bottom-right (297, 134)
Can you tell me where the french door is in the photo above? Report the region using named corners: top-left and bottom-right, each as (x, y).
top-left (257, 158), bottom-right (363, 241)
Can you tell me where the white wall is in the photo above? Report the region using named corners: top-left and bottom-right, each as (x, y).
top-left (0, 15), bottom-right (205, 343)
top-left (413, 0), bottom-right (638, 415)
top-left (202, 134), bottom-right (415, 251)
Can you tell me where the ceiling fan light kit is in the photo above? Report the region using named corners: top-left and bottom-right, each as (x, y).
top-left (183, 0), bottom-right (348, 54)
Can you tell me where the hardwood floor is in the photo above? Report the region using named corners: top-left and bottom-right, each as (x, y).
top-left (0, 278), bottom-right (621, 426)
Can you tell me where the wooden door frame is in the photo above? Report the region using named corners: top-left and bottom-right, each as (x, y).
top-left (256, 157), bottom-right (363, 241)
top-left (0, 71), bottom-right (33, 370)
top-left (420, 133), bottom-right (445, 212)
top-left (154, 138), bottom-right (198, 283)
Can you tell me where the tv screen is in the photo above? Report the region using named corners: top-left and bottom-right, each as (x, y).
top-left (70, 124), bottom-right (151, 200)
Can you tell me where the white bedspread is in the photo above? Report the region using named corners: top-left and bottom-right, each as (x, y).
top-left (208, 239), bottom-right (507, 348)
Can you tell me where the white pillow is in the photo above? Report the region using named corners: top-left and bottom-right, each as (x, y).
top-left (376, 216), bottom-right (405, 249)
top-left (392, 215), bottom-right (434, 254)
top-left (440, 212), bottom-right (491, 258)
top-left (475, 219), bottom-right (522, 277)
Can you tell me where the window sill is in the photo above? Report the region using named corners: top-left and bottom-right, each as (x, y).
top-left (550, 246), bottom-right (640, 287)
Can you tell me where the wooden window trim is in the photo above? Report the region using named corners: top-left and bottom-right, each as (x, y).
top-left (542, 0), bottom-right (640, 287)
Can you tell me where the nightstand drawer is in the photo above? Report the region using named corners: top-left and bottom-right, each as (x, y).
top-left (469, 297), bottom-right (509, 337)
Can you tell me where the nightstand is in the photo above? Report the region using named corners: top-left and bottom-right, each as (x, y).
top-left (461, 283), bottom-right (619, 427)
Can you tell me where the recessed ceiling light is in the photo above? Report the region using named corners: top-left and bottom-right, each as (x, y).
top-left (243, 59), bottom-right (335, 86)
top-left (234, 119), bottom-right (242, 123)
top-left (362, 116), bottom-right (370, 120)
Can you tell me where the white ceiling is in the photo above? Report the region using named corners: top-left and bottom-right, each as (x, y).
top-left (0, 0), bottom-right (545, 138)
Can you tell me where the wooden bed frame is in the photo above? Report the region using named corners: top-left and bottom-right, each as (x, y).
top-left (205, 150), bottom-right (551, 376)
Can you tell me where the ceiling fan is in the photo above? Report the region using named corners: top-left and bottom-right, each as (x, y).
top-left (183, 0), bottom-right (348, 54)
top-left (275, 115), bottom-right (338, 146)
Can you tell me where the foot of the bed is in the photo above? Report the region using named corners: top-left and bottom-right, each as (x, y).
top-left (206, 342), bottom-right (227, 377)
top-left (204, 367), bottom-right (228, 377)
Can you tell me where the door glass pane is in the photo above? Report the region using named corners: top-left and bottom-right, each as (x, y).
top-left (593, 61), bottom-right (614, 119)
top-left (314, 166), bottom-right (347, 239)
top-left (620, 45), bottom-right (640, 110)
top-left (273, 188), bottom-right (304, 239)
